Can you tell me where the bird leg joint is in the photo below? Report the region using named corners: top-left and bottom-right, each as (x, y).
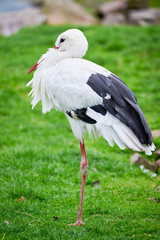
top-left (80, 160), bottom-right (88, 175)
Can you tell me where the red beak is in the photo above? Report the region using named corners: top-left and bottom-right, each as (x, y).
top-left (53, 45), bottom-right (59, 50)
top-left (27, 46), bottom-right (58, 74)
top-left (27, 61), bottom-right (39, 74)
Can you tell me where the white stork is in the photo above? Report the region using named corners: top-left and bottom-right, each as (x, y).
top-left (27, 29), bottom-right (155, 226)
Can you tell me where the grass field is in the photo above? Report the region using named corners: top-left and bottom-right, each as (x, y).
top-left (0, 25), bottom-right (160, 239)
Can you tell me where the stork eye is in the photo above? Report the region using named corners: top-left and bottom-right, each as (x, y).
top-left (60, 38), bottom-right (65, 43)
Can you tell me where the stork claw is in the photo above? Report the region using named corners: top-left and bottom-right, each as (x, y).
top-left (68, 220), bottom-right (84, 226)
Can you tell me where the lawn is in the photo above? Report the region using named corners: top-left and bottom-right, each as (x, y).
top-left (0, 25), bottom-right (160, 240)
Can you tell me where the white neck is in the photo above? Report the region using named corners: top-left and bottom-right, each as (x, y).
top-left (37, 47), bottom-right (82, 70)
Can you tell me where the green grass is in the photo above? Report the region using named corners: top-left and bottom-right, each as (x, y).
top-left (0, 25), bottom-right (160, 239)
top-left (150, 0), bottom-right (160, 7)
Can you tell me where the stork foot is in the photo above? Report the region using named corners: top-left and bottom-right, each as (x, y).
top-left (69, 220), bottom-right (84, 226)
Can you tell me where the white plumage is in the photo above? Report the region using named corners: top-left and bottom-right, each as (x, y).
top-left (27, 29), bottom-right (155, 225)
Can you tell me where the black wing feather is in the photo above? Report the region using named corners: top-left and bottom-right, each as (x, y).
top-left (67, 108), bottom-right (96, 124)
top-left (87, 73), bottom-right (152, 145)
top-left (90, 105), bottom-right (106, 116)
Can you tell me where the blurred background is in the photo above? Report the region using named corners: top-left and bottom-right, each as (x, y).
top-left (0, 0), bottom-right (160, 36)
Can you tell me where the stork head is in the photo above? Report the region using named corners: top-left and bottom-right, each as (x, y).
top-left (27, 29), bottom-right (88, 74)
top-left (54, 29), bottom-right (88, 58)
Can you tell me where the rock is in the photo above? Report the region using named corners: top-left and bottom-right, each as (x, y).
top-left (128, 9), bottom-right (160, 25)
top-left (16, 196), bottom-right (27, 202)
top-left (98, 1), bottom-right (127, 16)
top-left (151, 130), bottom-right (160, 139)
top-left (147, 197), bottom-right (158, 203)
top-left (98, 1), bottom-right (127, 25)
top-left (92, 180), bottom-right (100, 188)
top-left (4, 220), bottom-right (9, 225)
top-left (0, 7), bottom-right (45, 36)
top-left (103, 13), bottom-right (126, 25)
top-left (43, 0), bottom-right (97, 25)
top-left (127, 0), bottom-right (149, 10)
top-left (155, 10), bottom-right (160, 24)
top-left (130, 153), bottom-right (145, 165)
top-left (155, 159), bottom-right (160, 172)
top-left (154, 150), bottom-right (160, 156)
top-left (98, 0), bottom-right (160, 26)
top-left (130, 153), bottom-right (156, 172)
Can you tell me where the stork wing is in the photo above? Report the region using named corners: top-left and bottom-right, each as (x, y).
top-left (85, 73), bottom-right (152, 145)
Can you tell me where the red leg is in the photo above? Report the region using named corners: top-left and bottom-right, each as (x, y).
top-left (70, 139), bottom-right (88, 226)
